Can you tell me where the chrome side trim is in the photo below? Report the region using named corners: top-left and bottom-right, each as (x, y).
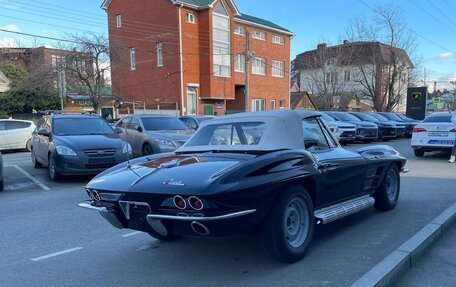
top-left (400, 168), bottom-right (410, 173)
top-left (314, 195), bottom-right (374, 225)
top-left (146, 209), bottom-right (256, 222)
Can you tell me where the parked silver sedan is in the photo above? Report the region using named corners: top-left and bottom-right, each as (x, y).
top-left (114, 115), bottom-right (194, 157)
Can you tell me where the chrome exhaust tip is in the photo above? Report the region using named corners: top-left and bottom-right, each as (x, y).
top-left (190, 221), bottom-right (210, 236)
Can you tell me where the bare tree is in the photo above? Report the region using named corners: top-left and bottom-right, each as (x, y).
top-left (62, 33), bottom-right (121, 113)
top-left (346, 6), bottom-right (418, 112)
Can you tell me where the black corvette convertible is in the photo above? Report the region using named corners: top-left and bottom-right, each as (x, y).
top-left (79, 110), bottom-right (407, 262)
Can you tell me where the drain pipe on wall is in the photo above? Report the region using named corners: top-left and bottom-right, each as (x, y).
top-left (178, 4), bottom-right (185, 116)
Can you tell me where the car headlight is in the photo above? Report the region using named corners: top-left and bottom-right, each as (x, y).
top-left (157, 139), bottom-right (176, 147)
top-left (55, 145), bottom-right (77, 156)
top-left (122, 142), bottom-right (132, 154)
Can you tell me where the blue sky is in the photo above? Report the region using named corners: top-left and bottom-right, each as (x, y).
top-left (0, 0), bottom-right (455, 90)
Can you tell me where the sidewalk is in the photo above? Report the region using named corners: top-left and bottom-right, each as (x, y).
top-left (396, 224), bottom-right (456, 286)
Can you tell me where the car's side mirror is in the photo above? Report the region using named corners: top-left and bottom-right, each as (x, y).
top-left (38, 128), bottom-right (50, 137)
top-left (114, 127), bottom-right (123, 134)
top-left (137, 126), bottom-right (143, 132)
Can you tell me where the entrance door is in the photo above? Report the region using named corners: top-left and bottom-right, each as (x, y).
top-left (187, 87), bottom-right (197, 115)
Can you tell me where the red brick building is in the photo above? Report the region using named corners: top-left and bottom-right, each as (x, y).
top-left (102, 0), bottom-right (293, 115)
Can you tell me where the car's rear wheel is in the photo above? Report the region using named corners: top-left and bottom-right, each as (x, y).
top-left (414, 149), bottom-right (425, 157)
top-left (260, 185), bottom-right (315, 263)
top-left (374, 165), bottom-right (400, 211)
top-left (26, 139), bottom-right (32, 152)
top-left (32, 149), bottom-right (42, 168)
top-left (142, 143), bottom-right (153, 156)
top-left (48, 155), bottom-right (61, 181)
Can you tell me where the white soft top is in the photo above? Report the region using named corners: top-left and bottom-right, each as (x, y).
top-left (176, 110), bottom-right (306, 152)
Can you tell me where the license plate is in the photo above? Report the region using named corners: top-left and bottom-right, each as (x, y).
top-left (428, 131), bottom-right (449, 137)
top-left (429, 140), bottom-right (454, 145)
top-left (89, 158), bottom-right (115, 165)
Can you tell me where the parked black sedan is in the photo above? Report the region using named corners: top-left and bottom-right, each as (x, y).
top-left (31, 113), bottom-right (131, 181)
top-left (79, 110), bottom-right (406, 263)
top-left (369, 113), bottom-right (406, 138)
top-left (349, 112), bottom-right (397, 141)
top-left (326, 111), bottom-right (379, 143)
top-left (377, 112), bottom-right (417, 138)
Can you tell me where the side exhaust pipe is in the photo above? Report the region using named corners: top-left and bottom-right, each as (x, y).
top-left (191, 221), bottom-right (210, 236)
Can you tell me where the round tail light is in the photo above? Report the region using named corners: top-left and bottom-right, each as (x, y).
top-left (92, 190), bottom-right (101, 202)
top-left (173, 195), bottom-right (186, 209)
top-left (188, 196), bottom-right (203, 210)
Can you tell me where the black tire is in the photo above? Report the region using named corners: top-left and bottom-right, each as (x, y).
top-left (374, 165), bottom-right (400, 211)
top-left (48, 154), bottom-right (61, 181)
top-left (142, 143), bottom-right (153, 156)
top-left (26, 139), bottom-right (32, 152)
top-left (32, 149), bottom-right (43, 168)
top-left (259, 185), bottom-right (315, 263)
top-left (147, 221), bottom-right (180, 241)
top-left (381, 138), bottom-right (390, 142)
top-left (414, 149), bottom-right (425, 158)
top-left (363, 139), bottom-right (372, 143)
top-left (0, 180), bottom-right (3, 192)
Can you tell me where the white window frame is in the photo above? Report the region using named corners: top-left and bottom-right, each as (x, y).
top-left (270, 100), bottom-right (276, 110)
top-left (156, 42), bottom-right (163, 67)
top-left (272, 60), bottom-right (284, 77)
top-left (234, 25), bottom-right (245, 36)
top-left (252, 99), bottom-right (266, 112)
top-left (212, 7), bottom-right (231, 77)
top-left (252, 57), bottom-right (266, 75)
top-left (186, 12), bottom-right (196, 24)
top-left (279, 100), bottom-right (285, 109)
top-left (130, 47), bottom-right (136, 71)
top-left (116, 14), bottom-right (122, 28)
top-left (252, 30), bottom-right (266, 40)
top-left (234, 53), bottom-right (245, 73)
top-left (272, 35), bottom-right (284, 45)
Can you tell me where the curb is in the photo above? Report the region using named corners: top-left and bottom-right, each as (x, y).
top-left (351, 203), bottom-right (456, 287)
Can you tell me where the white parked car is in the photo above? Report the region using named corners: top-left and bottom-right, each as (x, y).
top-left (411, 112), bottom-right (456, 157)
top-left (0, 119), bottom-right (36, 151)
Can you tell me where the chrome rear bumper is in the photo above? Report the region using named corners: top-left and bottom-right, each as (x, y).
top-left (146, 209), bottom-right (256, 222)
top-left (78, 201), bottom-right (123, 229)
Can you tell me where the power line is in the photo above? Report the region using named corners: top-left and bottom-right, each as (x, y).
top-left (407, 0), bottom-right (456, 35)
top-left (426, 0), bottom-right (456, 29)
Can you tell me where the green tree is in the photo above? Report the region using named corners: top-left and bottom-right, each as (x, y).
top-left (0, 63), bottom-right (28, 89)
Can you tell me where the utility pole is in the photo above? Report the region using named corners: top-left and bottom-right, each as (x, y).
top-left (57, 69), bottom-right (66, 110)
top-left (424, 67), bottom-right (427, 86)
top-left (244, 32), bottom-right (250, 112)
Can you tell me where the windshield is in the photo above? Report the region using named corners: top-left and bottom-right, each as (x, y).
top-left (142, 117), bottom-right (189, 131)
top-left (382, 113), bottom-right (402, 121)
top-left (53, 118), bottom-right (115, 136)
top-left (423, 114), bottom-right (452, 123)
top-left (352, 113), bottom-right (378, 122)
top-left (331, 112), bottom-right (360, 122)
top-left (319, 113), bottom-right (336, 123)
top-left (196, 117), bottom-right (214, 123)
top-left (184, 122), bottom-right (266, 147)
top-left (369, 114), bottom-right (389, 122)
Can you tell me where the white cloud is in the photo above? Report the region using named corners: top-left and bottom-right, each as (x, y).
top-left (438, 52), bottom-right (454, 61)
top-left (0, 37), bottom-right (19, 47)
top-left (0, 23), bottom-right (19, 32)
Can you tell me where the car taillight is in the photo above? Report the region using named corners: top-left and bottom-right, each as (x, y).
top-left (413, 127), bottom-right (426, 133)
top-left (188, 196), bottom-right (203, 210)
top-left (173, 195), bottom-right (186, 209)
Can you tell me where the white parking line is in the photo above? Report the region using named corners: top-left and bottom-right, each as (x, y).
top-left (30, 247), bottom-right (84, 262)
top-left (13, 165), bottom-right (50, 191)
top-left (122, 231), bottom-right (143, 238)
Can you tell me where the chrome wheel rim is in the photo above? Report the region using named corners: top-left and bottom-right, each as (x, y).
top-left (284, 197), bottom-right (309, 248)
top-left (386, 169), bottom-right (398, 201)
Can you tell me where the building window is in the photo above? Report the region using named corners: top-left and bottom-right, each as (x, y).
top-left (325, 72), bottom-right (331, 83)
top-left (51, 55), bottom-right (66, 69)
top-left (234, 53), bottom-right (245, 72)
top-left (156, 42), bottom-right (163, 67)
top-left (187, 87), bottom-right (197, 115)
top-left (279, 100), bottom-right (285, 109)
top-left (186, 12), bottom-right (196, 23)
top-left (130, 47), bottom-right (136, 70)
top-left (344, 70), bottom-right (351, 81)
top-left (234, 26), bottom-right (245, 36)
top-left (116, 14), bottom-right (122, 28)
top-left (252, 30), bottom-right (266, 40)
top-left (252, 57), bottom-right (266, 75)
top-left (272, 60), bottom-right (284, 77)
top-left (212, 2), bottom-right (230, 77)
top-left (270, 100), bottom-right (276, 110)
top-left (331, 72), bottom-right (338, 83)
top-left (252, 99), bottom-right (265, 112)
top-left (272, 35), bottom-right (284, 45)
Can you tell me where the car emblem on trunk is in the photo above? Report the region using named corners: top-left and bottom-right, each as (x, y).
top-left (163, 179), bottom-right (185, 186)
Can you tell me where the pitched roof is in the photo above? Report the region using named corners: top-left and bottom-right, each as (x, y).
top-left (293, 41), bottom-right (413, 71)
top-left (234, 13), bottom-right (293, 35)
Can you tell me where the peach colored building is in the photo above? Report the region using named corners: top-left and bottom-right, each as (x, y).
top-left (102, 0), bottom-right (293, 115)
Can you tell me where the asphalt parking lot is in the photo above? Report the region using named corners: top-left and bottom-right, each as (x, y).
top-left (0, 139), bottom-right (455, 287)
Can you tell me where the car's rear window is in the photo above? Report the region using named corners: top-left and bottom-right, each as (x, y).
top-left (53, 118), bottom-right (115, 136)
top-left (142, 117), bottom-right (189, 131)
top-left (185, 122), bottom-right (266, 146)
top-left (0, 121), bottom-right (31, 130)
top-left (423, 114), bottom-right (452, 123)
